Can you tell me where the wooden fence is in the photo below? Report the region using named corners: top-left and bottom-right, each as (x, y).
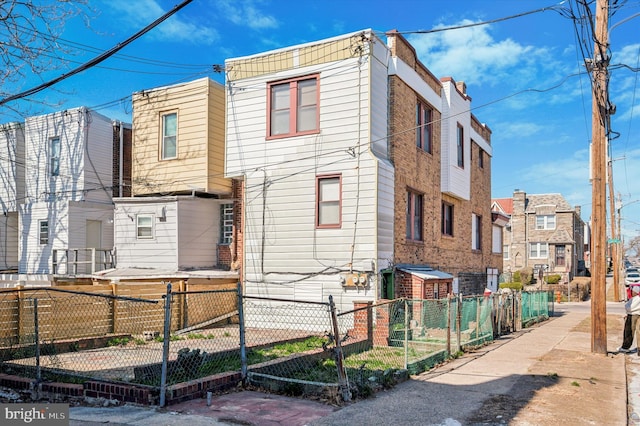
top-left (0, 280), bottom-right (238, 346)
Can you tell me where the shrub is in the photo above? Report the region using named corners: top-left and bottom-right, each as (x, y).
top-left (546, 274), bottom-right (562, 284)
top-left (499, 282), bottom-right (523, 291)
top-left (519, 267), bottom-right (534, 285)
top-left (513, 271), bottom-right (521, 283)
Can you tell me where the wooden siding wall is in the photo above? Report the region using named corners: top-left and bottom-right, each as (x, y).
top-left (206, 80), bottom-right (229, 193)
top-left (0, 281), bottom-right (237, 344)
top-left (132, 78), bottom-right (231, 196)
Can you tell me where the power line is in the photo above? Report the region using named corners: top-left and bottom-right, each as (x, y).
top-left (0, 0), bottom-right (194, 107)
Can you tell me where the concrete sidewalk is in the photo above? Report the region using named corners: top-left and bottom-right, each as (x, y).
top-left (69, 304), bottom-right (632, 426)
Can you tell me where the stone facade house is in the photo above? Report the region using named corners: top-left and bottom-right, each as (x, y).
top-left (492, 190), bottom-right (586, 283)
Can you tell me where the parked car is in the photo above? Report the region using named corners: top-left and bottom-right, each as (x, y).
top-left (625, 272), bottom-right (640, 285)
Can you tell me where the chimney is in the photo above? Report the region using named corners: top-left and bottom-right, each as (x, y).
top-left (456, 81), bottom-right (467, 95)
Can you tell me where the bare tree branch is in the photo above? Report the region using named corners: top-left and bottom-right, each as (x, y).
top-left (0, 0), bottom-right (93, 118)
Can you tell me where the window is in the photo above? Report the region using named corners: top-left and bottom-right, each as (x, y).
top-left (536, 215), bottom-right (556, 230)
top-left (39, 220), bottom-right (48, 245)
top-left (442, 202), bottom-right (454, 236)
top-left (503, 245), bottom-right (510, 260)
top-left (268, 76), bottom-right (319, 138)
top-left (433, 283), bottom-right (439, 299)
top-left (406, 190), bottom-right (423, 241)
top-left (316, 175), bottom-right (341, 228)
top-left (161, 112), bottom-right (177, 159)
top-left (50, 137), bottom-right (60, 176)
top-left (556, 245), bottom-right (566, 266)
top-left (478, 148), bottom-right (484, 168)
top-left (529, 242), bottom-right (548, 259)
top-left (136, 214), bottom-right (154, 239)
top-left (220, 204), bottom-right (233, 244)
top-left (456, 124), bottom-right (464, 168)
top-left (472, 214), bottom-right (482, 250)
top-left (416, 102), bottom-right (432, 153)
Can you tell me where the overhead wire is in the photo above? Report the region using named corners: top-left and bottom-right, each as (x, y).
top-left (0, 0), bottom-right (195, 107)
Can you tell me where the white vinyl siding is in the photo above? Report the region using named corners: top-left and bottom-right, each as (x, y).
top-left (114, 197), bottom-right (220, 270)
top-left (0, 122), bottom-right (25, 212)
top-left (440, 80), bottom-right (472, 200)
top-left (24, 107), bottom-right (113, 205)
top-left (225, 31), bottom-right (381, 311)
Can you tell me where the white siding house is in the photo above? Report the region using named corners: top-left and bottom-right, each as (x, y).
top-left (0, 122), bottom-right (25, 271)
top-left (441, 79), bottom-right (471, 201)
top-left (225, 30), bottom-right (394, 312)
top-left (18, 107), bottom-right (115, 275)
top-left (113, 196), bottom-right (222, 270)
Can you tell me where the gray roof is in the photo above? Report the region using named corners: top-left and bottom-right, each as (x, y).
top-left (524, 193), bottom-right (574, 213)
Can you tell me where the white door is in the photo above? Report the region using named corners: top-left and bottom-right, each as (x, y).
top-left (86, 220), bottom-right (102, 273)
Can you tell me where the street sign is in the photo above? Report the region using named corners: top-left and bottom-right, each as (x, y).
top-left (608, 238), bottom-right (621, 243)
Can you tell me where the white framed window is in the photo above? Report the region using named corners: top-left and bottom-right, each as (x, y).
top-left (316, 174), bottom-right (341, 228)
top-left (472, 213), bottom-right (482, 250)
top-left (136, 214), bottom-right (154, 239)
top-left (161, 112), bottom-right (177, 159)
top-left (50, 137), bottom-right (60, 176)
top-left (529, 242), bottom-right (548, 259)
top-left (503, 245), bottom-right (510, 260)
top-left (220, 204), bottom-right (233, 244)
top-left (39, 220), bottom-right (49, 245)
top-left (492, 224), bottom-right (502, 254)
top-left (433, 283), bottom-right (439, 299)
top-left (535, 215), bottom-right (556, 230)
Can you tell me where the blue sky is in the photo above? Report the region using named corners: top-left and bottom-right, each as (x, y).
top-left (2, 0), bottom-right (639, 242)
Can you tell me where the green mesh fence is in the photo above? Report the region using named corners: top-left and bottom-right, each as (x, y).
top-left (522, 291), bottom-right (551, 324)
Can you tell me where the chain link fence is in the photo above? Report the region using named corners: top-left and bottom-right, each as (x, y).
top-left (0, 285), bottom-right (551, 406)
top-left (0, 287), bottom-right (162, 384)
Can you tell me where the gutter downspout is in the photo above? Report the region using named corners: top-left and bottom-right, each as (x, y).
top-left (118, 121), bottom-right (124, 197)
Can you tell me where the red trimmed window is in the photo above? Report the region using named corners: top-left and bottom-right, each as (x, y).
top-left (316, 175), bottom-right (341, 228)
top-left (406, 190), bottom-right (423, 241)
top-left (416, 102), bottom-right (432, 153)
top-left (268, 75), bottom-right (319, 138)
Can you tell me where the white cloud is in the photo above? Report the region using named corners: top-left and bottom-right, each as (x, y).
top-left (110, 0), bottom-right (218, 44)
top-left (216, 0), bottom-right (278, 30)
top-left (407, 21), bottom-right (567, 90)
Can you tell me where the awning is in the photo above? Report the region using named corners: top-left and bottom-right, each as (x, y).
top-left (396, 265), bottom-right (453, 280)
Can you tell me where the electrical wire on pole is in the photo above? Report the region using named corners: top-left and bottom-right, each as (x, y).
top-left (590, 0), bottom-right (610, 355)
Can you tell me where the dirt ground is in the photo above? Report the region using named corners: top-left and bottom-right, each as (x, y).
top-left (465, 314), bottom-right (625, 425)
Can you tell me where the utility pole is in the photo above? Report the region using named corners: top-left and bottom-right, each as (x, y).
top-left (590, 0), bottom-right (610, 355)
top-left (608, 159), bottom-right (619, 302)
